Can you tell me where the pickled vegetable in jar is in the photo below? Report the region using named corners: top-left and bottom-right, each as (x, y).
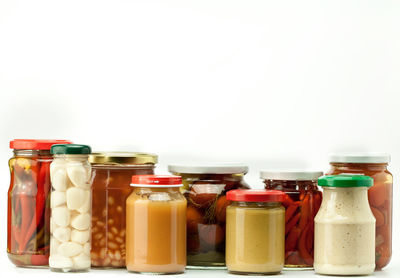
top-left (126, 175), bottom-right (186, 274)
top-left (49, 144), bottom-right (92, 272)
top-left (168, 164), bottom-right (249, 269)
top-left (89, 152), bottom-right (157, 268)
top-left (261, 170), bottom-right (323, 269)
top-left (226, 189), bottom-right (285, 275)
top-left (327, 154), bottom-right (392, 270)
top-left (7, 139), bottom-right (72, 267)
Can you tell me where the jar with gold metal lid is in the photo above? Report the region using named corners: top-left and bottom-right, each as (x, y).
top-left (89, 152), bottom-right (158, 268)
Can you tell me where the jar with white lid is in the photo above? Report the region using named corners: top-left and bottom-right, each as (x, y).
top-left (49, 144), bottom-right (92, 272)
top-left (314, 175), bottom-right (375, 275)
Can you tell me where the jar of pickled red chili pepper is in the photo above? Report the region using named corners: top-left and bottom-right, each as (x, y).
top-left (168, 164), bottom-right (249, 269)
top-left (327, 154), bottom-right (392, 270)
top-left (261, 170), bottom-right (323, 269)
top-left (88, 152), bottom-right (157, 268)
top-left (7, 139), bottom-right (72, 267)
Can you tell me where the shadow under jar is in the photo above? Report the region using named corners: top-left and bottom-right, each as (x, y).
top-left (261, 170), bottom-right (323, 270)
top-left (327, 154), bottom-right (392, 270)
top-left (89, 152), bottom-right (157, 268)
top-left (168, 164), bottom-right (249, 269)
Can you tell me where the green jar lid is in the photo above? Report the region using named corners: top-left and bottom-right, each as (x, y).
top-left (51, 144), bottom-right (91, 155)
top-left (318, 175), bottom-right (373, 188)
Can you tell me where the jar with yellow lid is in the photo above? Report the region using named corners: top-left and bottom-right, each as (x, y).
top-left (89, 152), bottom-right (158, 268)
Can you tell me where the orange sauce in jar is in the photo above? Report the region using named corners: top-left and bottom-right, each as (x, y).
top-left (126, 175), bottom-right (186, 274)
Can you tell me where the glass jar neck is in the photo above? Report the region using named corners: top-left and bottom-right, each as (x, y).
top-left (330, 162), bottom-right (388, 172)
top-left (264, 179), bottom-right (318, 191)
top-left (231, 201), bottom-right (281, 208)
top-left (13, 149), bottom-right (51, 157)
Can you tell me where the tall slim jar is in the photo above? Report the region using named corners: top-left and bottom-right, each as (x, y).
top-left (49, 144), bottom-right (92, 272)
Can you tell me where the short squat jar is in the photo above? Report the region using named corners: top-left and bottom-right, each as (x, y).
top-left (89, 152), bottom-right (157, 268)
top-left (168, 164), bottom-right (249, 269)
top-left (261, 170), bottom-right (323, 269)
top-left (49, 144), bottom-right (92, 272)
top-left (126, 175), bottom-right (187, 274)
top-left (314, 175), bottom-right (375, 276)
top-left (327, 153), bottom-right (392, 270)
top-left (226, 189), bottom-right (285, 274)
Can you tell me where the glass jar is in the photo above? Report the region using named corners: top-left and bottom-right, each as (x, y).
top-left (261, 170), bottom-right (323, 269)
top-left (327, 154), bottom-right (392, 270)
top-left (126, 175), bottom-right (187, 274)
top-left (49, 144), bottom-right (92, 272)
top-left (89, 152), bottom-right (157, 268)
top-left (315, 175), bottom-right (375, 275)
top-left (7, 139), bottom-right (72, 267)
top-left (226, 189), bottom-right (285, 275)
top-left (168, 164), bottom-right (249, 268)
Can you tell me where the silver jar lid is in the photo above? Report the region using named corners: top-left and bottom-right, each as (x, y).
top-left (329, 153), bottom-right (391, 164)
top-left (168, 163), bottom-right (248, 174)
top-left (260, 170), bottom-right (323, 181)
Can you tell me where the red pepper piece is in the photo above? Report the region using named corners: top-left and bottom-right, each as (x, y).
top-left (285, 202), bottom-right (299, 223)
top-left (282, 193), bottom-right (294, 207)
top-left (313, 191), bottom-right (322, 216)
top-left (285, 213), bottom-right (300, 235)
top-left (286, 252), bottom-right (301, 265)
top-left (298, 222), bottom-right (313, 266)
top-left (285, 227), bottom-right (301, 252)
top-left (298, 194), bottom-right (311, 230)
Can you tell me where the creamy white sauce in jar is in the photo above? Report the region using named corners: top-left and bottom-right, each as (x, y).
top-left (314, 180), bottom-right (375, 275)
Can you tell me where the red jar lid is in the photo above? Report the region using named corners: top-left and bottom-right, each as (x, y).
top-left (131, 175), bottom-right (182, 187)
top-left (10, 139), bottom-right (73, 150)
top-left (227, 189), bottom-right (286, 202)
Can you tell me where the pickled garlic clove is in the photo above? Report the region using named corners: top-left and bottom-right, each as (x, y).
top-left (53, 227), bottom-right (71, 242)
top-left (58, 242), bottom-right (83, 257)
top-left (77, 190), bottom-right (91, 213)
top-left (49, 254), bottom-right (73, 269)
top-left (51, 191), bottom-right (66, 208)
top-left (51, 168), bottom-right (68, 191)
top-left (71, 213), bottom-right (90, 230)
top-left (71, 229), bottom-right (90, 244)
top-left (66, 187), bottom-right (86, 210)
top-left (52, 206), bottom-right (71, 227)
top-left (83, 242), bottom-right (91, 255)
top-left (72, 253), bottom-right (91, 269)
top-left (50, 237), bottom-right (61, 255)
top-left (67, 162), bottom-right (91, 189)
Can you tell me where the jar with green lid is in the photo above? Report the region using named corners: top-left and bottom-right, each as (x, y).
top-left (168, 164), bottom-right (249, 269)
top-left (314, 175), bottom-right (375, 275)
top-left (89, 152), bottom-right (157, 268)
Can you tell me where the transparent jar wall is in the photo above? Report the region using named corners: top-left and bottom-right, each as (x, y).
top-left (226, 201), bottom-right (285, 274)
top-left (7, 150), bottom-right (52, 267)
top-left (171, 173), bottom-right (249, 268)
top-left (126, 187), bottom-right (187, 274)
top-left (90, 164), bottom-right (155, 268)
top-left (327, 163), bottom-right (393, 270)
top-left (49, 155), bottom-right (92, 272)
top-left (264, 179), bottom-right (322, 269)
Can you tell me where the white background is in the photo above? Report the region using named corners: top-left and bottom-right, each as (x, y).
top-left (0, 0), bottom-right (399, 277)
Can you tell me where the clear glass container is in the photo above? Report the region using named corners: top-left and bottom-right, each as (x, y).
top-left (126, 175), bottom-right (186, 274)
top-left (315, 175), bottom-right (375, 275)
top-left (7, 139), bottom-right (71, 267)
top-left (49, 144), bottom-right (92, 272)
top-left (168, 164), bottom-right (249, 269)
top-left (89, 152), bottom-right (157, 268)
top-left (261, 170), bottom-right (323, 269)
top-left (225, 190), bottom-right (285, 275)
top-left (327, 154), bottom-right (392, 270)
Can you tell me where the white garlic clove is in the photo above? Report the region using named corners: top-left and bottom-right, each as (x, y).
top-left (51, 168), bottom-right (67, 191)
top-left (72, 253), bottom-right (91, 269)
top-left (77, 190), bottom-right (90, 213)
top-left (50, 237), bottom-right (61, 255)
top-left (57, 242), bottom-right (83, 257)
top-left (51, 191), bottom-right (66, 208)
top-left (71, 213), bottom-right (90, 230)
top-left (71, 229), bottom-right (90, 244)
top-left (53, 227), bottom-right (71, 242)
top-left (66, 187), bottom-right (85, 210)
top-left (67, 162), bottom-right (91, 189)
top-left (52, 206), bottom-right (70, 227)
top-left (83, 242), bottom-right (90, 255)
top-left (49, 254), bottom-right (73, 269)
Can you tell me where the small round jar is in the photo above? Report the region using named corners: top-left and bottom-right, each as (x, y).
top-left (261, 170), bottom-right (323, 269)
top-left (89, 152), bottom-right (157, 268)
top-left (314, 175), bottom-right (375, 275)
top-left (7, 139), bottom-right (72, 267)
top-left (49, 144), bottom-right (92, 272)
top-left (327, 153), bottom-right (392, 270)
top-left (226, 189), bottom-right (285, 275)
top-left (126, 175), bottom-right (187, 274)
top-left (168, 164), bottom-right (249, 269)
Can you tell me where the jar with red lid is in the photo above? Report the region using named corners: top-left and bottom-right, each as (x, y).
top-left (327, 154), bottom-right (392, 270)
top-left (7, 139), bottom-right (72, 267)
top-left (261, 170), bottom-right (323, 269)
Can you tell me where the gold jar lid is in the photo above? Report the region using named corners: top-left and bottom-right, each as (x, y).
top-left (89, 152), bottom-right (158, 165)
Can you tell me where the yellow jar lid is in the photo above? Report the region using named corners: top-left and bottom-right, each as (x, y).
top-left (89, 152), bottom-right (158, 165)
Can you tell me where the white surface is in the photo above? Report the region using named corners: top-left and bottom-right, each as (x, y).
top-left (0, 0), bottom-right (399, 276)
